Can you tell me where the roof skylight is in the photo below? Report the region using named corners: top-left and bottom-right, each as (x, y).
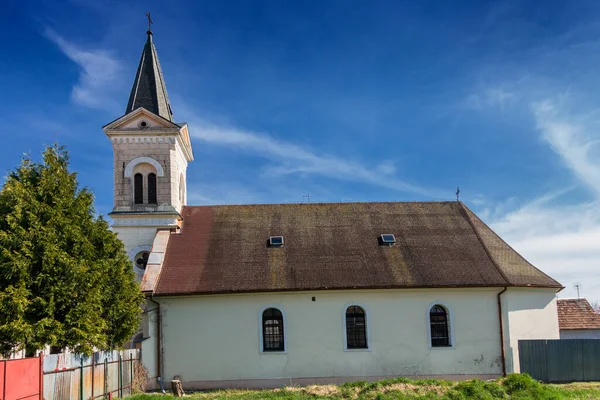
top-left (380, 234), bottom-right (396, 245)
top-left (269, 236), bottom-right (284, 247)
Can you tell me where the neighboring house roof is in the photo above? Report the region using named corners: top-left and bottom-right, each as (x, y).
top-left (126, 31), bottom-right (173, 121)
top-left (154, 201), bottom-right (561, 296)
top-left (557, 299), bottom-right (600, 330)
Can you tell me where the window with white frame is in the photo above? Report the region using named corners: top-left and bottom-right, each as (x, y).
top-left (345, 305), bottom-right (368, 349)
top-left (262, 308), bottom-right (284, 352)
top-left (429, 304), bottom-right (451, 347)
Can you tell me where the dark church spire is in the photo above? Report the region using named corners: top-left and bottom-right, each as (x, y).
top-left (126, 20), bottom-right (173, 121)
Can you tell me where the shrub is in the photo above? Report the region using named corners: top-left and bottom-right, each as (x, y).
top-left (453, 380), bottom-right (493, 400)
top-left (444, 389), bottom-right (466, 400)
top-left (502, 373), bottom-right (538, 394)
top-left (451, 379), bottom-right (507, 400)
top-left (502, 374), bottom-right (564, 400)
top-left (482, 382), bottom-right (506, 398)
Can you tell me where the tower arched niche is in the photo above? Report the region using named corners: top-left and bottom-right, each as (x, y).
top-left (128, 159), bottom-right (160, 205)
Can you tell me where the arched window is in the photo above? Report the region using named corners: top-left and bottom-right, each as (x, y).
top-left (345, 306), bottom-right (367, 349)
top-left (148, 173), bottom-right (157, 204)
top-left (262, 308), bottom-right (284, 352)
top-left (134, 173), bottom-right (143, 204)
top-left (429, 304), bottom-right (450, 347)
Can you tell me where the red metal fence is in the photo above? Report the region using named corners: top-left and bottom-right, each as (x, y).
top-left (0, 356), bottom-right (43, 400)
top-left (0, 349), bottom-right (139, 400)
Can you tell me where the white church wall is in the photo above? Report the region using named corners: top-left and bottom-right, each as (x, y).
top-left (113, 226), bottom-right (158, 256)
top-left (502, 288), bottom-right (559, 373)
top-left (142, 302), bottom-right (160, 380)
top-left (157, 288), bottom-right (507, 388)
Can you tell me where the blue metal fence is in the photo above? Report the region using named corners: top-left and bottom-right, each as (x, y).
top-left (519, 339), bottom-right (600, 382)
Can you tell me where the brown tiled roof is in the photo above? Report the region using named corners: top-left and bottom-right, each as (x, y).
top-left (155, 202), bottom-right (562, 296)
top-left (461, 206), bottom-right (561, 287)
top-left (557, 299), bottom-right (600, 330)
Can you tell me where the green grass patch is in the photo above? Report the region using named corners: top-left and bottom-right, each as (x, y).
top-left (126, 374), bottom-right (600, 399)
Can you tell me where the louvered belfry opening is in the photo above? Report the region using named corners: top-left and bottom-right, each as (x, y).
top-left (262, 308), bottom-right (284, 351)
top-left (430, 305), bottom-right (450, 347)
top-left (134, 173), bottom-right (144, 204)
top-left (148, 173), bottom-right (157, 204)
top-left (346, 306), bottom-right (367, 349)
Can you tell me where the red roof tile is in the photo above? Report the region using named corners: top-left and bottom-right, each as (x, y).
top-left (557, 299), bottom-right (600, 330)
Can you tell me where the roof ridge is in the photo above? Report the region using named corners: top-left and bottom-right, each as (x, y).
top-left (558, 298), bottom-right (592, 302)
top-left (458, 202), bottom-right (511, 286)
top-left (182, 200), bottom-right (459, 208)
top-left (150, 36), bottom-right (172, 118)
top-left (459, 202), bottom-right (563, 289)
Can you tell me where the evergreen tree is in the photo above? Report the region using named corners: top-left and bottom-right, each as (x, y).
top-left (0, 145), bottom-right (143, 356)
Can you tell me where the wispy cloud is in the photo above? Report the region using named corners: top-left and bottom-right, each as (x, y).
top-left (532, 100), bottom-right (600, 196)
top-left (44, 28), bottom-right (123, 112)
top-left (463, 86), bottom-right (516, 112)
top-left (483, 98), bottom-right (600, 302)
top-left (464, 87), bottom-right (515, 111)
top-left (186, 117), bottom-right (445, 199)
top-left (489, 197), bottom-right (600, 301)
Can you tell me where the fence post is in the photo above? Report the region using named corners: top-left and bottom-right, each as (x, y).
top-left (80, 357), bottom-right (84, 400)
top-left (104, 358), bottom-right (108, 399)
top-left (3, 359), bottom-right (6, 400)
top-left (39, 354), bottom-right (44, 400)
top-left (129, 353), bottom-right (133, 395)
top-left (119, 354), bottom-right (123, 398)
top-left (91, 355), bottom-right (95, 400)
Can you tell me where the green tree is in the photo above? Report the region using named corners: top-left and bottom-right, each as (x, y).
top-left (0, 144), bottom-right (143, 356)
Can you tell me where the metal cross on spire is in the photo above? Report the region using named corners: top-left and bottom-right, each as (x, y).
top-left (146, 12), bottom-right (153, 33)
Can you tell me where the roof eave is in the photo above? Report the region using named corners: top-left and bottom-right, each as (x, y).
top-left (152, 283), bottom-right (567, 298)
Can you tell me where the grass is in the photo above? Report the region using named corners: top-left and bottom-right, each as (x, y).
top-left (126, 374), bottom-right (600, 399)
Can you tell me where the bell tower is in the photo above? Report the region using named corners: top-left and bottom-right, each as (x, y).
top-left (103, 27), bottom-right (193, 278)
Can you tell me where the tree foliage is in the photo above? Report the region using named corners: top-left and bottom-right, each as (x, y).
top-left (0, 145), bottom-right (143, 355)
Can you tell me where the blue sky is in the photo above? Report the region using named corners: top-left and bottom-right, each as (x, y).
top-left (1, 0), bottom-right (599, 303)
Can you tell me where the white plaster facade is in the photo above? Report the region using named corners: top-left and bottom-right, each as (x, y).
top-left (140, 287), bottom-right (559, 389)
top-left (500, 288), bottom-right (560, 373)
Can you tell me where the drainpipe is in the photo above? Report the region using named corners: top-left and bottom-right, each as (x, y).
top-left (497, 287), bottom-right (508, 377)
top-left (148, 295), bottom-right (165, 393)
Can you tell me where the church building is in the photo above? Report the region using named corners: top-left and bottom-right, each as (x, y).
top-left (103, 28), bottom-right (563, 389)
